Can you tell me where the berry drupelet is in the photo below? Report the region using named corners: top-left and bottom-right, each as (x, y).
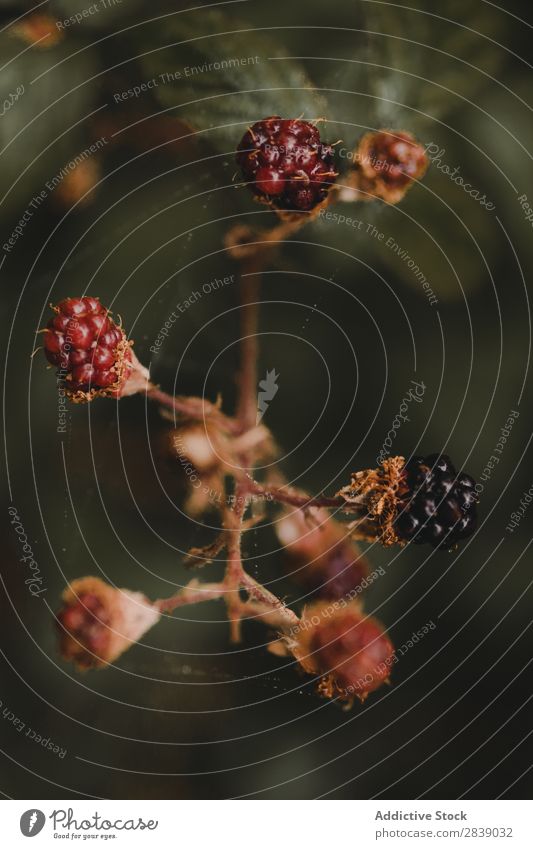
top-left (237, 116), bottom-right (338, 213)
top-left (394, 453), bottom-right (478, 550)
top-left (43, 297), bottom-right (133, 401)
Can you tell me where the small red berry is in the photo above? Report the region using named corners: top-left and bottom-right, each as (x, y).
top-left (237, 117), bottom-right (337, 213)
top-left (43, 296), bottom-right (134, 402)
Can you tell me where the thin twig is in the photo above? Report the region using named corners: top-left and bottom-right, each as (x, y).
top-left (155, 580), bottom-right (226, 613)
top-left (146, 385), bottom-right (239, 433)
top-left (244, 479), bottom-right (344, 510)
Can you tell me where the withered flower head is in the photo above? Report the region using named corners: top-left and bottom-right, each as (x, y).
top-left (276, 505), bottom-right (369, 600)
top-left (291, 601), bottom-right (394, 702)
top-left (56, 577), bottom-right (160, 670)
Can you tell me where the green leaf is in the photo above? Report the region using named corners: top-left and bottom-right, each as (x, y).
top-left (320, 0), bottom-right (508, 139)
top-left (137, 9), bottom-right (326, 153)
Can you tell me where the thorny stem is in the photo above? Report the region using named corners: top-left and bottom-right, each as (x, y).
top-left (220, 233), bottom-right (306, 639)
top-left (166, 217), bottom-right (336, 638)
top-left (222, 253), bottom-right (262, 639)
top-left (245, 480), bottom-right (344, 510)
top-left (239, 572), bottom-right (299, 629)
top-left (146, 385), bottom-right (240, 434)
top-left (155, 580), bottom-right (226, 613)
top-left (235, 259), bottom-right (262, 434)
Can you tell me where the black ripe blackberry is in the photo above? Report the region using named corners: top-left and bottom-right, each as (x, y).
top-left (394, 453), bottom-right (478, 550)
top-left (236, 117), bottom-right (337, 212)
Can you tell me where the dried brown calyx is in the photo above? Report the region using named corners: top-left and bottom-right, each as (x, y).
top-left (337, 456), bottom-right (407, 546)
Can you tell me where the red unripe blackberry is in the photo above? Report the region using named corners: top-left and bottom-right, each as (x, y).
top-left (295, 602), bottom-right (394, 701)
top-left (237, 117), bottom-right (337, 212)
top-left (395, 453), bottom-right (478, 550)
top-left (43, 297), bottom-right (133, 402)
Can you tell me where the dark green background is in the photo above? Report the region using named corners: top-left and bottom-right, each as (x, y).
top-left (1, 0), bottom-right (532, 799)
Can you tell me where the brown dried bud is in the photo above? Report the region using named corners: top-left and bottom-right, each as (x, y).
top-left (56, 577), bottom-right (160, 670)
top-left (276, 506), bottom-right (369, 599)
top-left (293, 601), bottom-right (394, 702)
top-left (170, 422), bottom-right (229, 515)
top-left (354, 130), bottom-right (428, 204)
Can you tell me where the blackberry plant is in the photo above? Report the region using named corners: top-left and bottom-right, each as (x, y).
top-left (41, 116), bottom-right (478, 707)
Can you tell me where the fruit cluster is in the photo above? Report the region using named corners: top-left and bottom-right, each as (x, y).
top-left (237, 116), bottom-right (337, 212)
top-left (44, 297), bottom-right (132, 401)
top-left (395, 453), bottom-right (478, 550)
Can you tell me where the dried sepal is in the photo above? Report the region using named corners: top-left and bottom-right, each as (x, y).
top-left (337, 456), bottom-right (407, 546)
